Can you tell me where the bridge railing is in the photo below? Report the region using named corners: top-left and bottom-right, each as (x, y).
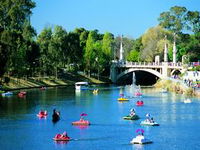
top-left (112, 61), bottom-right (183, 68)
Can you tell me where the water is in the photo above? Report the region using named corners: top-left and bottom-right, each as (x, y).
top-left (0, 86), bottom-right (200, 150)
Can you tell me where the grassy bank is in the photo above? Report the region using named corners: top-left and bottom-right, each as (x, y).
top-left (1, 73), bottom-right (111, 91)
top-left (154, 79), bottom-right (200, 97)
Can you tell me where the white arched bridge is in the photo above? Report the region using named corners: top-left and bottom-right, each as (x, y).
top-left (110, 61), bottom-right (186, 83)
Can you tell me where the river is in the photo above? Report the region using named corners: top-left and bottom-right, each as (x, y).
top-left (0, 85), bottom-right (200, 150)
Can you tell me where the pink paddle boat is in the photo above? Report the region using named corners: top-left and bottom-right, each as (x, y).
top-left (72, 113), bottom-right (90, 126)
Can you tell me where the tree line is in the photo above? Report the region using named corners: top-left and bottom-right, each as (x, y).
top-left (0, 1), bottom-right (199, 81)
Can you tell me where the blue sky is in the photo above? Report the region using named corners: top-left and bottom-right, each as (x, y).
top-left (31, 0), bottom-right (200, 38)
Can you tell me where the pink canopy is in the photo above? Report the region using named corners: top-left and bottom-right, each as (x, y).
top-left (80, 113), bottom-right (88, 116)
top-left (136, 129), bottom-right (144, 133)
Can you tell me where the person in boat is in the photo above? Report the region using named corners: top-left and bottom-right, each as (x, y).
top-left (145, 113), bottom-right (151, 122)
top-left (150, 117), bottom-right (154, 123)
top-left (60, 131), bottom-right (68, 138)
top-left (130, 108), bottom-right (136, 117)
top-left (39, 110), bottom-right (44, 115)
top-left (52, 109), bottom-right (60, 122)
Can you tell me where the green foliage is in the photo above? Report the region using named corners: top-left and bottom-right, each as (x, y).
top-left (158, 6), bottom-right (187, 34)
top-left (127, 50), bottom-right (139, 62)
top-left (140, 26), bottom-right (172, 62)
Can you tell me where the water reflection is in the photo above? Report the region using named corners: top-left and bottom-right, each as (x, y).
top-left (0, 86), bottom-right (200, 150)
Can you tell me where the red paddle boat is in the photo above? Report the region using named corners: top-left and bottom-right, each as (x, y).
top-left (136, 101), bottom-right (144, 106)
top-left (53, 132), bottom-right (70, 141)
top-left (37, 110), bottom-right (48, 118)
top-left (18, 91), bottom-right (26, 97)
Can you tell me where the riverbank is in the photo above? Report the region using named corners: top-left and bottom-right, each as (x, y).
top-left (1, 73), bottom-right (111, 91)
top-left (154, 79), bottom-right (200, 97)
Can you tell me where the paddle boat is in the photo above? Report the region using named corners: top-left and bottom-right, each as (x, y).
top-left (2, 91), bottom-right (13, 97)
top-left (183, 98), bottom-right (192, 103)
top-left (18, 91), bottom-right (26, 97)
top-left (123, 115), bottom-right (139, 120)
top-left (118, 93), bottom-right (129, 101)
top-left (37, 110), bottom-right (48, 118)
top-left (93, 89), bottom-right (98, 94)
top-left (52, 109), bottom-right (60, 123)
top-left (130, 129), bottom-right (152, 144)
top-left (72, 113), bottom-right (90, 126)
top-left (118, 97), bottom-right (129, 101)
top-left (123, 108), bottom-right (139, 120)
top-left (136, 101), bottom-right (144, 106)
top-left (135, 92), bottom-right (142, 97)
top-left (40, 86), bottom-right (46, 90)
top-left (72, 119), bottom-right (90, 125)
top-left (140, 119), bottom-right (159, 126)
top-left (53, 132), bottom-right (70, 141)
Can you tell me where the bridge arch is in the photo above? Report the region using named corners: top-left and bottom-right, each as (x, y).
top-left (116, 68), bottom-right (163, 81)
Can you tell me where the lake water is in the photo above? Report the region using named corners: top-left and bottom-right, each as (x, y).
top-left (0, 85), bottom-right (200, 150)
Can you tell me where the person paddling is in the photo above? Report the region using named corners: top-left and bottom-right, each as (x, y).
top-left (52, 109), bottom-right (60, 123)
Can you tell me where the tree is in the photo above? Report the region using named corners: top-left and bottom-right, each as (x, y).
top-left (37, 27), bottom-right (52, 76)
top-left (140, 26), bottom-right (172, 62)
top-left (101, 32), bottom-right (114, 75)
top-left (0, 0), bottom-right (35, 77)
top-left (158, 6), bottom-right (187, 34)
top-left (127, 50), bottom-right (139, 62)
top-left (185, 11), bottom-right (200, 34)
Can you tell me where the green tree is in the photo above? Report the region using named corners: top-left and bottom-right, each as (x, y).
top-left (0, 0), bottom-right (35, 77)
top-left (185, 11), bottom-right (200, 34)
top-left (37, 27), bottom-right (52, 76)
top-left (127, 50), bottom-right (139, 62)
top-left (158, 6), bottom-right (187, 34)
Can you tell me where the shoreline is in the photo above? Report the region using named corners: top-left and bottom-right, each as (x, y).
top-left (154, 79), bottom-right (200, 97)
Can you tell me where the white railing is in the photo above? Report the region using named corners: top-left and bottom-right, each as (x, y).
top-left (113, 61), bottom-right (183, 68)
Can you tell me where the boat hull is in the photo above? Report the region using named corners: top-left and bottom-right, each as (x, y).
top-left (123, 115), bottom-right (139, 120)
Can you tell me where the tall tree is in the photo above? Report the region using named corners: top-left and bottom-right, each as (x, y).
top-left (158, 6), bottom-right (187, 34)
top-left (0, 0), bottom-right (35, 77)
top-left (141, 26), bottom-right (172, 62)
top-left (84, 30), bottom-right (100, 76)
top-left (37, 27), bottom-right (52, 76)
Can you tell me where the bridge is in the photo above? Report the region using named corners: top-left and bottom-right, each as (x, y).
top-left (110, 35), bottom-right (187, 83)
top-left (110, 61), bottom-right (186, 83)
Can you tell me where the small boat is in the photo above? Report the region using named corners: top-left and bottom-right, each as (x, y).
top-left (52, 109), bottom-right (60, 122)
top-left (183, 99), bottom-right (192, 103)
top-left (123, 115), bottom-right (139, 120)
top-left (18, 91), bottom-right (26, 97)
top-left (75, 82), bottom-right (88, 90)
top-left (2, 92), bottom-right (13, 97)
top-left (136, 101), bottom-right (144, 106)
top-left (93, 89), bottom-right (98, 94)
top-left (135, 92), bottom-right (142, 96)
top-left (72, 119), bottom-right (90, 126)
top-left (37, 111), bottom-right (48, 118)
top-left (118, 97), bottom-right (129, 101)
top-left (140, 120), bottom-right (159, 126)
top-left (130, 129), bottom-right (152, 144)
top-left (72, 113), bottom-right (90, 125)
top-left (130, 134), bottom-right (152, 144)
top-left (53, 133), bottom-right (70, 141)
top-left (40, 87), bottom-right (46, 90)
